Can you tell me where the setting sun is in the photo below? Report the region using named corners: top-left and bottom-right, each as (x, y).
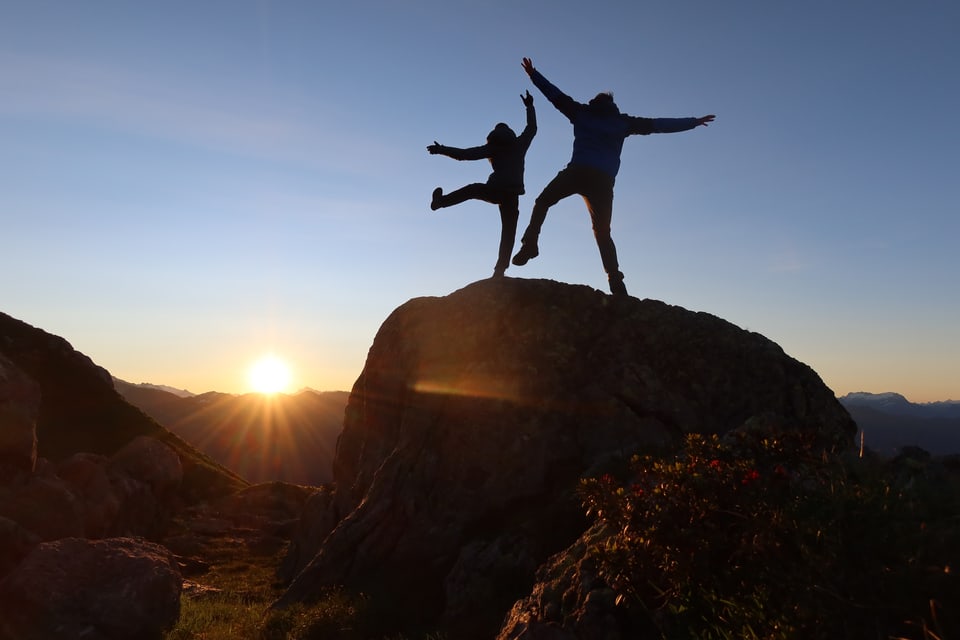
top-left (247, 354), bottom-right (292, 395)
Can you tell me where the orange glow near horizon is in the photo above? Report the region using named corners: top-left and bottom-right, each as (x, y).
top-left (247, 354), bottom-right (293, 395)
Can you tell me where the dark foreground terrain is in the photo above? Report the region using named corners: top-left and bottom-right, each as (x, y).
top-left (3, 280), bottom-right (959, 639)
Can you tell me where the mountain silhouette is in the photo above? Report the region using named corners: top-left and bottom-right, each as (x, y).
top-left (114, 380), bottom-right (347, 485)
top-left (840, 392), bottom-right (960, 455)
top-left (0, 311), bottom-right (245, 502)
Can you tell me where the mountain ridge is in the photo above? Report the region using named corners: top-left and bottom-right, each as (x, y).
top-left (0, 310), bottom-right (246, 503)
top-left (113, 379), bottom-right (348, 485)
top-left (839, 391), bottom-right (960, 455)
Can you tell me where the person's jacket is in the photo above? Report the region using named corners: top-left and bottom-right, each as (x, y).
top-left (434, 101), bottom-right (537, 194)
top-left (530, 68), bottom-right (698, 179)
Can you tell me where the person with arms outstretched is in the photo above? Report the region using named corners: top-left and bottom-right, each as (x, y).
top-left (512, 57), bottom-right (714, 295)
top-left (428, 91), bottom-right (537, 278)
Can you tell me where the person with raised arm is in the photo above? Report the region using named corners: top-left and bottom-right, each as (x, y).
top-left (428, 91), bottom-right (537, 278)
top-left (512, 57), bottom-right (714, 296)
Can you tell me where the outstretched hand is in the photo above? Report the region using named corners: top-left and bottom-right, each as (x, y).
top-left (697, 114), bottom-right (716, 127)
top-left (521, 57), bottom-right (534, 76)
top-left (521, 90), bottom-right (534, 107)
top-left (427, 141), bottom-right (443, 154)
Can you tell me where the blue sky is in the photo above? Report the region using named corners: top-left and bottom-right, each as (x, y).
top-left (2, 1), bottom-right (958, 401)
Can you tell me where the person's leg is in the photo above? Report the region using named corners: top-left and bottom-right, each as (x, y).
top-left (493, 196), bottom-right (519, 277)
top-left (513, 167), bottom-right (579, 265)
top-left (582, 172), bottom-right (628, 295)
top-left (432, 183), bottom-right (495, 210)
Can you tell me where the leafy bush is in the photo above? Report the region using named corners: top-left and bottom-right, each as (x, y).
top-left (579, 427), bottom-right (960, 639)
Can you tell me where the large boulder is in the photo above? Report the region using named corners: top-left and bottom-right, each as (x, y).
top-left (0, 536), bottom-right (182, 640)
top-left (277, 485), bottom-right (337, 583)
top-left (56, 453), bottom-right (121, 538)
top-left (11, 443), bottom-right (185, 542)
top-left (109, 435), bottom-right (183, 497)
top-left (0, 474), bottom-right (85, 541)
top-left (0, 353), bottom-right (40, 481)
top-left (276, 279), bottom-right (856, 637)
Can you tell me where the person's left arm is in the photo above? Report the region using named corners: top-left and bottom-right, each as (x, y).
top-left (517, 90), bottom-right (537, 148)
top-left (626, 114), bottom-right (715, 135)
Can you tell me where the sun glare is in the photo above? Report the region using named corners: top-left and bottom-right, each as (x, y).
top-left (247, 354), bottom-right (292, 395)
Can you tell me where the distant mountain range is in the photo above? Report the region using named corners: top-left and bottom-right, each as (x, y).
top-left (114, 378), bottom-right (349, 485)
top-left (114, 381), bottom-right (960, 477)
top-left (839, 392), bottom-right (960, 456)
top-left (116, 380), bottom-right (195, 398)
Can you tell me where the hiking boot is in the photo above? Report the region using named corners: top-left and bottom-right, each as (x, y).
top-left (511, 242), bottom-right (539, 266)
top-left (608, 273), bottom-right (628, 296)
top-left (430, 187), bottom-right (443, 211)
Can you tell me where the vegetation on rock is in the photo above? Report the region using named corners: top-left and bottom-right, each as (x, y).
top-left (579, 427), bottom-right (960, 639)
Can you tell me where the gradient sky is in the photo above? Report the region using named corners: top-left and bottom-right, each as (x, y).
top-left (2, 1), bottom-right (958, 402)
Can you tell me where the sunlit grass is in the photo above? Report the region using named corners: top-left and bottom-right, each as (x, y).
top-left (162, 527), bottom-right (445, 639)
top-left (164, 537), bottom-right (287, 640)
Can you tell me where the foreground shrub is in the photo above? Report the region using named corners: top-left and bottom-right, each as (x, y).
top-left (580, 428), bottom-right (960, 639)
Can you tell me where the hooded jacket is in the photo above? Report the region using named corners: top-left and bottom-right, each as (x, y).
top-left (435, 101), bottom-right (537, 194)
top-left (529, 68), bottom-right (698, 179)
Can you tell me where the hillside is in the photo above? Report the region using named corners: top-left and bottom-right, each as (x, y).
top-left (114, 381), bottom-right (348, 485)
top-left (0, 311), bottom-right (246, 503)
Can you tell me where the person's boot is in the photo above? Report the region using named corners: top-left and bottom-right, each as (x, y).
top-left (511, 241), bottom-right (539, 266)
top-left (430, 187), bottom-right (443, 211)
top-left (608, 271), bottom-right (628, 296)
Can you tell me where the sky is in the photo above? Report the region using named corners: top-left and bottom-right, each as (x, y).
top-left (2, 1), bottom-right (958, 402)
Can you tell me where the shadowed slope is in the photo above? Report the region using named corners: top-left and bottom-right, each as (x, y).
top-left (0, 311), bottom-right (246, 503)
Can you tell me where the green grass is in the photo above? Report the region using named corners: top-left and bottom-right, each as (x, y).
top-left (162, 524), bottom-right (445, 640)
top-left (163, 528), bottom-right (290, 640)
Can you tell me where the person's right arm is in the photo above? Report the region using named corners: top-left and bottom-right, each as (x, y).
top-left (522, 57), bottom-right (579, 121)
top-left (427, 142), bottom-right (488, 161)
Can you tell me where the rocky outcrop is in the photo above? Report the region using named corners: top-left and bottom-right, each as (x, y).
top-left (0, 473), bottom-right (85, 541)
top-left (276, 278), bottom-right (856, 638)
top-left (56, 453), bottom-right (122, 539)
top-left (0, 311), bottom-right (251, 635)
top-left (0, 353), bottom-right (40, 481)
top-left (0, 537), bottom-right (182, 640)
top-left (0, 311), bottom-right (246, 503)
top-left (496, 524), bottom-right (630, 640)
top-left (110, 435), bottom-right (184, 496)
top-left (277, 485), bottom-right (337, 584)
top-left (0, 435), bottom-right (191, 545)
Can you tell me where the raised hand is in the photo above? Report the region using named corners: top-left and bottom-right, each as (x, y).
top-left (521, 57), bottom-right (534, 76)
top-left (427, 141), bottom-right (443, 154)
top-left (697, 115), bottom-right (716, 127)
top-left (521, 90), bottom-right (534, 107)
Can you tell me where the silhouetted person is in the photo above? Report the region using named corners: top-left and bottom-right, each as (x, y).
top-left (428, 91), bottom-right (537, 278)
top-left (511, 57), bottom-right (715, 295)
